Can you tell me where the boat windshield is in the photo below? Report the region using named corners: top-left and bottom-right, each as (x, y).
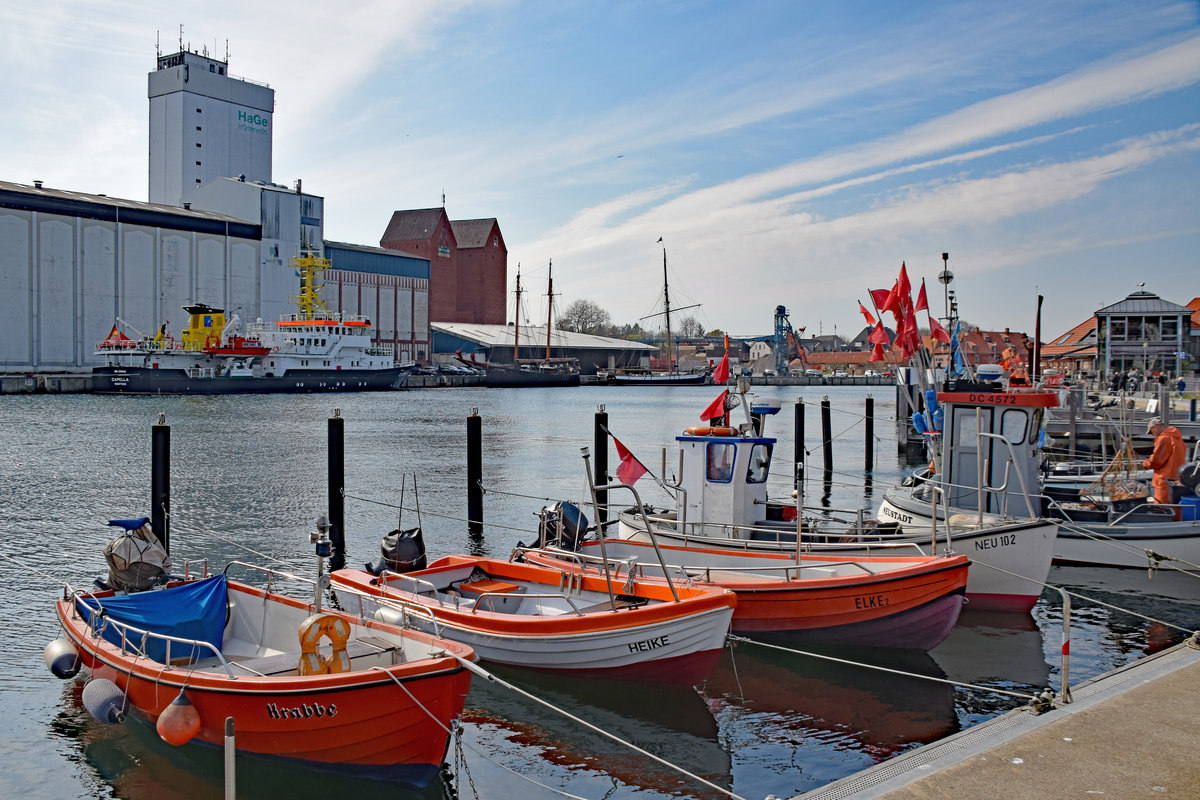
top-left (706, 443), bottom-right (736, 483)
top-left (746, 443), bottom-right (772, 484)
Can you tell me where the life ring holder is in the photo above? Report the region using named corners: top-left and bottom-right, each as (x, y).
top-left (297, 613), bottom-right (351, 675)
top-left (684, 426), bottom-right (738, 436)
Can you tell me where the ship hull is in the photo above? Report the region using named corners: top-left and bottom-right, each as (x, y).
top-left (92, 366), bottom-right (410, 395)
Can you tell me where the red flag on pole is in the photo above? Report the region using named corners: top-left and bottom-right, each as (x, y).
top-left (870, 342), bottom-right (887, 362)
top-left (915, 279), bottom-right (928, 313)
top-left (700, 389), bottom-right (729, 422)
top-left (868, 321), bottom-right (890, 345)
top-left (897, 262), bottom-right (911, 299)
top-left (712, 337), bottom-right (729, 384)
top-left (928, 315), bottom-right (951, 344)
top-left (613, 436), bottom-right (648, 485)
top-left (869, 288), bottom-right (891, 310)
top-left (858, 302), bottom-right (876, 326)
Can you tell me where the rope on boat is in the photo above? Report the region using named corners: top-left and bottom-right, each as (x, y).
top-left (440, 656), bottom-right (749, 800)
top-left (370, 667), bottom-right (591, 800)
top-left (1047, 517), bottom-right (1200, 578)
top-left (725, 635), bottom-right (1040, 702)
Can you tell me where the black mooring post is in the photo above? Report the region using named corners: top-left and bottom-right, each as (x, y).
top-left (467, 408), bottom-right (483, 538)
top-left (327, 410), bottom-right (345, 570)
top-left (865, 395), bottom-right (874, 473)
top-left (821, 396), bottom-right (833, 475)
top-left (794, 398), bottom-right (805, 488)
top-left (594, 405), bottom-right (609, 526)
top-left (151, 413), bottom-right (170, 554)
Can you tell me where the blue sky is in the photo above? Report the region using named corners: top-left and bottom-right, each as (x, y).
top-left (2, 1), bottom-right (1197, 339)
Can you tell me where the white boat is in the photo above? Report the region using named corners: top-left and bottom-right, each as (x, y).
top-left (93, 250), bottom-right (411, 394)
top-left (331, 553), bottom-right (736, 683)
top-left (590, 391), bottom-right (1057, 612)
top-left (878, 382), bottom-right (1200, 570)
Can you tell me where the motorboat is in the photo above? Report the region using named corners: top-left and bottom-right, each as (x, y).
top-left (50, 563), bottom-right (475, 786)
top-left (331, 553), bottom-right (736, 684)
top-left (595, 391), bottom-right (1057, 612)
top-left (523, 535), bottom-right (969, 650)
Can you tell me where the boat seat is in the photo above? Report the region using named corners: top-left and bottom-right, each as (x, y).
top-left (221, 636), bottom-right (398, 676)
top-left (574, 594), bottom-right (650, 615)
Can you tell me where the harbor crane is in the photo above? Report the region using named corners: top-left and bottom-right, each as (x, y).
top-left (773, 305), bottom-right (804, 375)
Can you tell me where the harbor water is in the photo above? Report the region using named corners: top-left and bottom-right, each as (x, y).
top-left (3, 385), bottom-right (1198, 800)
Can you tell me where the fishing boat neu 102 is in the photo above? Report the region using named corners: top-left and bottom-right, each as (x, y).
top-left (331, 552), bottom-right (737, 684)
top-left (92, 250), bottom-right (412, 394)
top-left (46, 520), bottom-right (475, 786)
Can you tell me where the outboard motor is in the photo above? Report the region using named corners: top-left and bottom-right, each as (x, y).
top-left (368, 527), bottom-right (427, 576)
top-left (537, 502), bottom-right (589, 550)
top-left (102, 517), bottom-right (171, 592)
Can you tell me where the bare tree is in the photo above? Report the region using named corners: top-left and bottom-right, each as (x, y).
top-left (556, 299), bottom-right (612, 334)
top-left (677, 315), bottom-right (704, 340)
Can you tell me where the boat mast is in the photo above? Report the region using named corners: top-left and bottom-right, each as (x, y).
top-left (545, 259), bottom-right (553, 362)
top-left (513, 269), bottom-right (522, 363)
top-left (662, 244), bottom-right (673, 373)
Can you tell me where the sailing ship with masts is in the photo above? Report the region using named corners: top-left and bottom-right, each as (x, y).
top-left (608, 241), bottom-right (709, 385)
top-left (455, 262), bottom-right (581, 387)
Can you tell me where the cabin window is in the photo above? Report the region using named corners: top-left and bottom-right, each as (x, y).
top-left (706, 443), bottom-right (736, 483)
top-left (746, 444), bottom-right (772, 484)
top-left (1000, 409), bottom-right (1028, 445)
top-left (956, 411), bottom-right (980, 447)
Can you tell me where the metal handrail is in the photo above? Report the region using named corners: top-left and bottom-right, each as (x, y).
top-left (69, 585), bottom-right (237, 678)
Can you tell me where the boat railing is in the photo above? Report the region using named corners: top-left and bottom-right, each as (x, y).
top-left (67, 584), bottom-right (238, 678)
top-left (185, 367), bottom-right (217, 379)
top-left (223, 560), bottom-right (317, 598)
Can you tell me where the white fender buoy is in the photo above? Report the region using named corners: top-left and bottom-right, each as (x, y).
top-left (44, 638), bottom-right (81, 679)
top-left (373, 606), bottom-right (405, 626)
top-left (81, 678), bottom-right (126, 724)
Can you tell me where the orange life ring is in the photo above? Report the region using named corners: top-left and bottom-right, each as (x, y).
top-left (684, 426), bottom-right (738, 436)
top-left (297, 613), bottom-right (351, 675)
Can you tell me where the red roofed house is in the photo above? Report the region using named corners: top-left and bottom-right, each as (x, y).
top-left (380, 208), bottom-right (507, 325)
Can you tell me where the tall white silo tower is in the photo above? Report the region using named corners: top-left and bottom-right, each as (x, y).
top-left (148, 45), bottom-right (274, 206)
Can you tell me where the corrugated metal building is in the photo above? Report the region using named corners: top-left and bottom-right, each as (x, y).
top-left (325, 242), bottom-right (431, 364)
top-left (433, 322), bottom-right (654, 375)
top-left (0, 179), bottom-right (261, 372)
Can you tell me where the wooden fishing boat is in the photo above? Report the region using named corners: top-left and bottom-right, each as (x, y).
top-left (331, 554), bottom-right (736, 683)
top-left (52, 566), bottom-right (475, 786)
top-left (523, 539), bottom-right (969, 650)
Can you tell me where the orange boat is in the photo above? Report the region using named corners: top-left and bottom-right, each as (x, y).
top-left (524, 538), bottom-right (969, 650)
top-left (50, 567), bottom-right (475, 786)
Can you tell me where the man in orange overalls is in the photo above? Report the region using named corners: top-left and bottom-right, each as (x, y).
top-left (1142, 417), bottom-right (1186, 520)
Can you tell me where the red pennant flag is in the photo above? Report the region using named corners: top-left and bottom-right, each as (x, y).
top-left (858, 302), bottom-right (876, 326)
top-left (869, 288), bottom-right (891, 310)
top-left (881, 284), bottom-right (902, 320)
top-left (915, 279), bottom-right (928, 313)
top-left (613, 436), bottom-right (648, 485)
top-left (870, 342), bottom-right (886, 362)
top-left (928, 315), bottom-right (951, 344)
top-left (897, 262), bottom-right (911, 299)
top-left (868, 321), bottom-right (890, 345)
top-left (712, 336), bottom-right (729, 384)
top-left (700, 389), bottom-right (729, 422)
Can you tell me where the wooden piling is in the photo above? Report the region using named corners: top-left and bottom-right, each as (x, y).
top-left (327, 410), bottom-right (345, 570)
top-left (821, 396), bottom-right (833, 475)
top-left (594, 405), bottom-right (609, 526)
top-left (865, 395), bottom-right (874, 473)
top-left (467, 409), bottom-right (483, 538)
top-left (794, 398), bottom-right (805, 488)
top-left (151, 414), bottom-right (170, 553)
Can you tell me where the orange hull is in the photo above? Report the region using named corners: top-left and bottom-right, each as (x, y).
top-left (56, 581), bottom-right (473, 785)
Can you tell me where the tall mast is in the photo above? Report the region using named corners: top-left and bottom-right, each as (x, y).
top-left (546, 259), bottom-right (554, 362)
top-left (663, 244), bottom-right (673, 373)
top-left (513, 269), bottom-right (522, 363)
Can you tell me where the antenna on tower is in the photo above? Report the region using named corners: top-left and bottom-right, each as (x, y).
top-left (225, 38), bottom-right (229, 63)
top-left (178, 24), bottom-right (183, 53)
top-left (156, 30), bottom-right (161, 58)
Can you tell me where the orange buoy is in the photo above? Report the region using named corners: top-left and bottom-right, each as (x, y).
top-left (157, 688), bottom-right (202, 746)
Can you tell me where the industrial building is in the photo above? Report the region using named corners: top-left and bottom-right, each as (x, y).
top-left (0, 46), bottom-right (431, 374)
top-left (433, 322), bottom-right (654, 375)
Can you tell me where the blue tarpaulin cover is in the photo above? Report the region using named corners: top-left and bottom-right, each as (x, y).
top-left (77, 575), bottom-right (228, 663)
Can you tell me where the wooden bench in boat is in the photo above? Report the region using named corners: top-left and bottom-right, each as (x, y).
top-left (209, 636), bottom-right (399, 677)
